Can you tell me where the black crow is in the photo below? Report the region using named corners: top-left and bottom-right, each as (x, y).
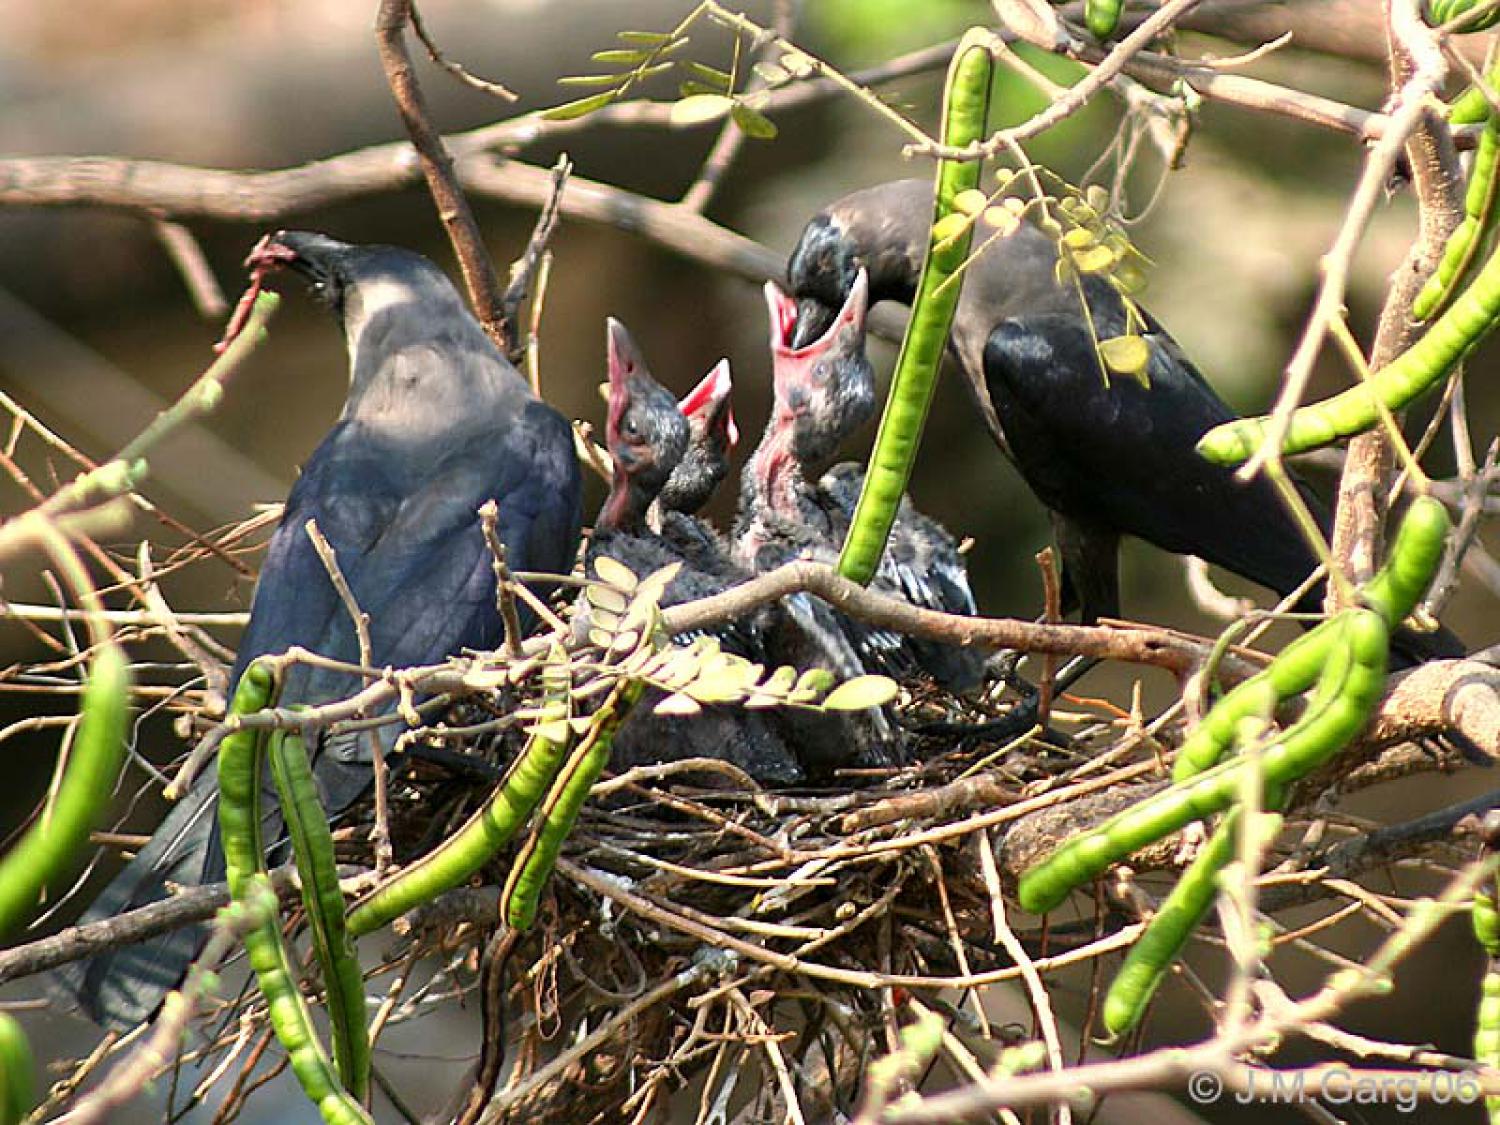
top-left (52, 232), bottom-right (582, 1028)
top-left (785, 178), bottom-right (1462, 666)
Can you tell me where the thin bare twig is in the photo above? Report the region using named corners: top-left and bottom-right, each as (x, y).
top-left (304, 517), bottom-right (392, 873)
top-left (498, 155), bottom-right (570, 367)
top-left (150, 218), bottom-right (227, 319)
top-left (408, 1), bottom-right (518, 102)
top-left (478, 500), bottom-right (525, 660)
top-left (59, 904), bottom-right (258, 1125)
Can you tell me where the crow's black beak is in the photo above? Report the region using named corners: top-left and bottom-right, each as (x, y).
top-left (791, 297), bottom-right (837, 350)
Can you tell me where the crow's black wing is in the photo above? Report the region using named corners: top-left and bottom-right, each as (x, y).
top-left (982, 312), bottom-right (1325, 604)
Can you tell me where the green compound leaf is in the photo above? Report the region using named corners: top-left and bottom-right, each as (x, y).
top-left (821, 675), bottom-right (900, 711)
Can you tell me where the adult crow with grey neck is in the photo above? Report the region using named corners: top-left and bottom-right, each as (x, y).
top-left (51, 232), bottom-right (582, 1029)
top-left (784, 178), bottom-right (1462, 669)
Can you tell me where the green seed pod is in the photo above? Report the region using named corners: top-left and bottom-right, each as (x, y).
top-left (837, 31), bottom-right (993, 586)
top-left (0, 1013), bottom-right (34, 1125)
top-left (1103, 805), bottom-right (1285, 1038)
top-left (1085, 0), bottom-right (1123, 39)
top-left (1476, 886), bottom-right (1500, 956)
top-left (1361, 496), bottom-right (1452, 627)
top-left (501, 681), bottom-right (643, 931)
top-left (1019, 611), bottom-right (1387, 915)
top-left (1415, 69), bottom-right (1500, 320)
top-left (1428, 0), bottom-right (1500, 30)
top-left (267, 730), bottom-right (369, 1100)
top-left (1199, 239), bottom-right (1500, 461)
top-left (348, 662), bottom-right (575, 938)
top-left (216, 666), bottom-right (372, 1125)
top-left (0, 642), bottom-right (130, 938)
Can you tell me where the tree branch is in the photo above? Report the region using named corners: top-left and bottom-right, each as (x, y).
top-left (376, 0), bottom-right (509, 352)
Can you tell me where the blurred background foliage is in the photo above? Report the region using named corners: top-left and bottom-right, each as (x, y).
top-left (0, 0), bottom-right (1496, 1120)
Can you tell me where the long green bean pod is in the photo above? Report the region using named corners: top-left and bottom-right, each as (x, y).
top-left (1450, 85), bottom-right (1493, 126)
top-left (347, 661), bottom-right (575, 938)
top-left (1475, 880), bottom-right (1500, 1122)
top-left (1172, 619), bottom-right (1348, 782)
top-left (1084, 0), bottom-right (1123, 39)
top-left (0, 642), bottom-right (130, 938)
top-left (1018, 609), bottom-right (1387, 914)
top-left (1361, 495), bottom-right (1452, 627)
top-left (1179, 496), bottom-right (1446, 784)
top-left (836, 31), bottom-right (993, 585)
top-left (0, 1013), bottom-right (33, 1125)
top-left (1476, 963), bottom-right (1500, 1122)
top-left (1415, 71), bottom-right (1500, 320)
top-left (266, 729), bottom-right (369, 1101)
top-left (501, 679), bottom-right (643, 932)
top-left (1199, 246), bottom-right (1500, 463)
top-left (1102, 802), bottom-right (1284, 1038)
top-left (1476, 884), bottom-right (1500, 956)
top-left (1428, 0), bottom-right (1500, 30)
top-left (217, 663), bottom-right (372, 1125)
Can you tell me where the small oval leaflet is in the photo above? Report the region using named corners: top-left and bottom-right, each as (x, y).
top-left (793, 667), bottom-right (836, 699)
top-left (557, 74), bottom-right (623, 88)
top-left (592, 555), bottom-right (638, 592)
top-left (821, 675), bottom-right (899, 712)
top-left (753, 62), bottom-right (790, 86)
top-left (654, 692), bottom-right (703, 717)
top-left (684, 61), bottom-right (732, 90)
top-left (616, 30), bottom-right (678, 45)
top-left (931, 212), bottom-right (970, 248)
top-left (586, 584), bottom-right (630, 614)
top-left (730, 102), bottom-right (778, 140)
top-left (983, 206), bottom-right (1019, 235)
top-left (670, 94), bottom-right (735, 126)
top-left (1073, 245), bottom-right (1117, 275)
top-left (1098, 335), bottom-right (1151, 379)
top-left (952, 188), bottom-right (989, 216)
top-left (543, 91), bottom-right (617, 121)
top-left (591, 48), bottom-right (652, 65)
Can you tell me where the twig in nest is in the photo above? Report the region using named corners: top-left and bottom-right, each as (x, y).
top-left (305, 517), bottom-right (392, 873)
top-left (1424, 437), bottom-right (1499, 618)
top-left (499, 155), bottom-right (570, 367)
top-left (571, 420), bottom-right (614, 484)
top-left (1036, 546), bottom-right (1060, 727)
top-left (525, 250), bottom-right (552, 398)
top-left (456, 926), bottom-right (519, 1125)
top-left (478, 500), bottom-right (525, 659)
top-left (661, 560), bottom-right (1261, 680)
top-left (1182, 555), bottom-right (1257, 624)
